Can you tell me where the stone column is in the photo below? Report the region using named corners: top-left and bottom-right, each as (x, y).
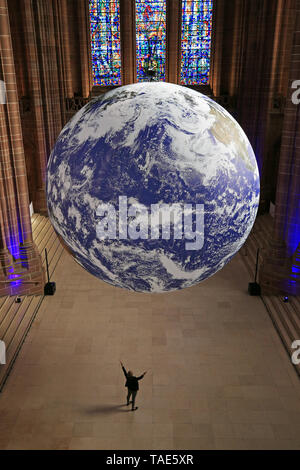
top-left (34, 0), bottom-right (64, 150)
top-left (166, 0), bottom-right (181, 84)
top-left (0, 0), bottom-right (44, 296)
top-left (59, 0), bottom-right (73, 99)
top-left (22, 0), bottom-right (48, 213)
top-left (260, 0), bottom-right (300, 296)
top-left (210, 0), bottom-right (224, 97)
top-left (260, 0), bottom-right (295, 206)
top-left (236, 0), bottom-right (278, 194)
top-left (0, 104), bottom-right (14, 285)
top-left (78, 0), bottom-right (92, 98)
top-left (120, 0), bottom-right (136, 84)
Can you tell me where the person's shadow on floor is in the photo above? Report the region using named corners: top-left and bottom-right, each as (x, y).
top-left (84, 403), bottom-right (132, 414)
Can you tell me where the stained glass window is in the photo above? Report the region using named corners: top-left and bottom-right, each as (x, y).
top-left (135, 0), bottom-right (166, 82)
top-left (181, 0), bottom-right (213, 85)
top-left (89, 0), bottom-right (121, 86)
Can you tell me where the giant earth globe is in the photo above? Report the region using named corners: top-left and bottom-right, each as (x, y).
top-left (47, 82), bottom-right (260, 293)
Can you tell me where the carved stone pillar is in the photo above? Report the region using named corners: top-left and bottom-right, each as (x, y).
top-left (78, 0), bottom-right (92, 98)
top-left (260, 0), bottom-right (300, 296)
top-left (34, 0), bottom-right (64, 147)
top-left (0, 0), bottom-right (45, 296)
top-left (166, 0), bottom-right (181, 84)
top-left (210, 0), bottom-right (224, 97)
top-left (120, 0), bottom-right (136, 84)
top-left (260, 0), bottom-right (295, 205)
top-left (236, 0), bottom-right (278, 193)
top-left (22, 0), bottom-right (48, 214)
top-left (59, 0), bottom-right (74, 99)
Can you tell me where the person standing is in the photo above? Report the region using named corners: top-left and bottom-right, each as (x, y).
top-left (120, 361), bottom-right (147, 411)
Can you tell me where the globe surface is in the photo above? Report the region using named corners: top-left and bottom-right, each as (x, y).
top-left (47, 82), bottom-right (260, 293)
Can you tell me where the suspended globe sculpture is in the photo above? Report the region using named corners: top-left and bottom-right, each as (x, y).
top-left (47, 82), bottom-right (260, 293)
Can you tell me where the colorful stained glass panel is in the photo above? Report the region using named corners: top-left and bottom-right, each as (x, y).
top-left (89, 0), bottom-right (121, 86)
top-left (135, 0), bottom-right (166, 82)
top-left (181, 0), bottom-right (213, 85)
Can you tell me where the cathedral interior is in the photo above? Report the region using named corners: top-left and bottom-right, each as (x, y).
top-left (0, 0), bottom-right (300, 451)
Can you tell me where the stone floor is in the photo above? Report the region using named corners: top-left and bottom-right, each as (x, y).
top-left (0, 250), bottom-right (299, 450)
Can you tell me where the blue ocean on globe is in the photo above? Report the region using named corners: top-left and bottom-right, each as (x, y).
top-left (47, 82), bottom-right (260, 293)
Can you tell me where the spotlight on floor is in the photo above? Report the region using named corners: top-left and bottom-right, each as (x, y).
top-left (248, 282), bottom-right (261, 296)
top-left (44, 248), bottom-right (56, 296)
top-left (283, 296), bottom-right (289, 303)
top-left (248, 248), bottom-right (261, 296)
top-left (44, 282), bottom-right (56, 296)
top-left (15, 297), bottom-right (21, 303)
